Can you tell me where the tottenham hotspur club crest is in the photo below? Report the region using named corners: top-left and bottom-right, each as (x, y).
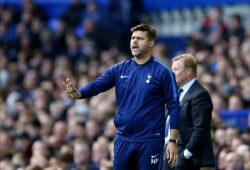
top-left (146, 74), bottom-right (152, 83)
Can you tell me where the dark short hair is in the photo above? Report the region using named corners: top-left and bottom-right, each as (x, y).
top-left (130, 23), bottom-right (157, 42)
top-left (15, 131), bottom-right (30, 139)
top-left (231, 14), bottom-right (242, 23)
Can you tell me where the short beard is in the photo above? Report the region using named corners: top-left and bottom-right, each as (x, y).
top-left (132, 49), bottom-right (148, 59)
top-left (134, 53), bottom-right (144, 59)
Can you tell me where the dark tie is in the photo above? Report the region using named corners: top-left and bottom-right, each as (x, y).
top-left (178, 88), bottom-right (183, 96)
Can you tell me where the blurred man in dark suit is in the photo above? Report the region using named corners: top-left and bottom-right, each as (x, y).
top-left (163, 54), bottom-right (214, 170)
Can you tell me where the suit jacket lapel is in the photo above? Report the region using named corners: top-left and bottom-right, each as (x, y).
top-left (180, 80), bottom-right (198, 106)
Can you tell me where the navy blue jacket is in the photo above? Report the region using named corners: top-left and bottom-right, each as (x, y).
top-left (79, 57), bottom-right (180, 142)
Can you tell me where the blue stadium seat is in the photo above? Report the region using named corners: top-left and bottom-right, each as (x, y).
top-left (220, 109), bottom-right (250, 130)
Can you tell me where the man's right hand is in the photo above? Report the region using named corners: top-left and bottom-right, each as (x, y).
top-left (63, 78), bottom-right (81, 99)
top-left (166, 142), bottom-right (178, 167)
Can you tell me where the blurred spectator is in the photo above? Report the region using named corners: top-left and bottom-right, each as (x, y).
top-left (217, 148), bottom-right (230, 170)
top-left (62, 0), bottom-right (85, 29)
top-left (103, 118), bottom-right (116, 141)
top-left (91, 139), bottom-right (109, 168)
top-left (228, 14), bottom-right (245, 42)
top-left (25, 164), bottom-right (43, 170)
top-left (80, 1), bottom-right (101, 27)
top-left (214, 127), bottom-right (226, 149)
top-left (57, 144), bottom-right (74, 169)
top-left (239, 77), bottom-right (250, 107)
top-left (50, 18), bottom-right (68, 52)
top-left (0, 55), bottom-right (9, 91)
top-left (152, 42), bottom-right (170, 65)
top-left (100, 141), bottom-right (114, 170)
top-left (47, 121), bottom-right (68, 155)
top-left (0, 160), bottom-right (15, 170)
top-left (0, 131), bottom-right (14, 160)
top-left (236, 144), bottom-right (250, 170)
top-left (108, 0), bottom-right (142, 35)
top-left (21, 0), bottom-right (46, 22)
top-left (14, 131), bottom-right (32, 156)
top-left (64, 31), bottom-right (82, 64)
top-left (224, 152), bottom-right (243, 170)
top-left (30, 17), bottom-right (44, 49)
top-left (225, 126), bottom-right (240, 147)
top-left (70, 141), bottom-right (92, 169)
top-left (67, 116), bottom-right (86, 141)
top-left (200, 6), bottom-right (227, 45)
top-left (30, 151), bottom-right (49, 168)
top-left (108, 0), bottom-right (132, 36)
top-left (85, 118), bottom-right (101, 143)
top-left (228, 94), bottom-right (244, 111)
top-left (231, 138), bottom-right (243, 151)
top-left (210, 93), bottom-right (225, 127)
top-left (11, 152), bottom-right (28, 168)
top-left (77, 17), bottom-right (109, 51)
top-left (0, 7), bottom-right (16, 46)
top-left (241, 128), bottom-right (250, 145)
top-left (39, 28), bottom-right (56, 58)
top-left (31, 140), bottom-right (51, 159)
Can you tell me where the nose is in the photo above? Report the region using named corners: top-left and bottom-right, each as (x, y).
top-left (132, 37), bottom-right (138, 42)
top-left (132, 39), bottom-right (138, 45)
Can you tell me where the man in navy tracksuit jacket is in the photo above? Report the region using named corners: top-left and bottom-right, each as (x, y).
top-left (64, 23), bottom-right (180, 170)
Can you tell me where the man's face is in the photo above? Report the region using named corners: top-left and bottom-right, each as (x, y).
top-left (171, 60), bottom-right (188, 86)
top-left (130, 31), bottom-right (152, 57)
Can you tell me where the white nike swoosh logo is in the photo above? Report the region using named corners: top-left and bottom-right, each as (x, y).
top-left (120, 75), bottom-right (130, 78)
top-left (151, 154), bottom-right (159, 159)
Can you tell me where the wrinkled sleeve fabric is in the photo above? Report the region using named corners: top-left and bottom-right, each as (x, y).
top-left (78, 65), bottom-right (116, 98)
top-left (162, 69), bottom-right (180, 129)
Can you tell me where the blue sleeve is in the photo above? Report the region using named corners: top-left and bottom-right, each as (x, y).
top-left (163, 69), bottom-right (180, 129)
top-left (78, 66), bottom-right (115, 98)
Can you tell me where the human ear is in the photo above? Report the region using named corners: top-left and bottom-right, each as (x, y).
top-left (149, 41), bottom-right (154, 48)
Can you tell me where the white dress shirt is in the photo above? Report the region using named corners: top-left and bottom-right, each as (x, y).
top-left (178, 78), bottom-right (196, 102)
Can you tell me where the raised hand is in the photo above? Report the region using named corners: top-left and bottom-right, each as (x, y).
top-left (63, 78), bottom-right (81, 99)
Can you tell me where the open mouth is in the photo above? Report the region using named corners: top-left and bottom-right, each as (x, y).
top-left (132, 46), bottom-right (139, 50)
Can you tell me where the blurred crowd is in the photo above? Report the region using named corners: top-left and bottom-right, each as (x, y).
top-left (188, 6), bottom-right (250, 170)
top-left (0, 0), bottom-right (250, 170)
